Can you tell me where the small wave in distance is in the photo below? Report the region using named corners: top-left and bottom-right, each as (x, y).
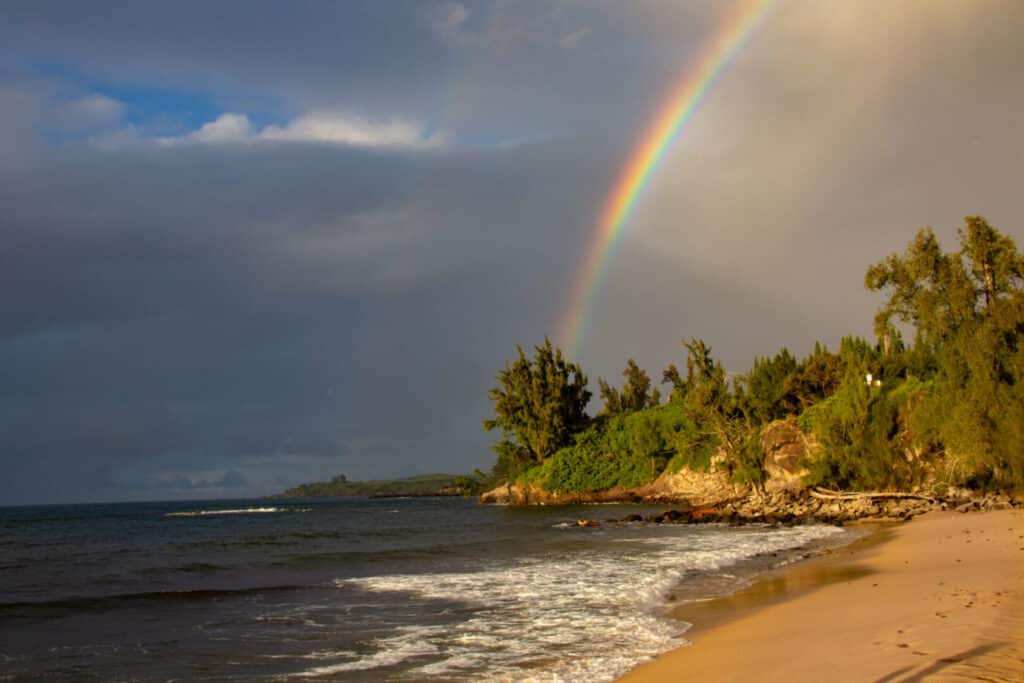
top-left (164, 507), bottom-right (309, 517)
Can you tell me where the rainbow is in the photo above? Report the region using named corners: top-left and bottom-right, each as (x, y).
top-left (558, 0), bottom-right (774, 357)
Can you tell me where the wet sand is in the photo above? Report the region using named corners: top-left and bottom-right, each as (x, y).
top-left (618, 509), bottom-right (1024, 682)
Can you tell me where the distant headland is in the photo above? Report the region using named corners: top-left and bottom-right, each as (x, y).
top-left (273, 473), bottom-right (480, 499)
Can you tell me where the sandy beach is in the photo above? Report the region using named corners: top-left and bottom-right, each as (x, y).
top-left (619, 508), bottom-right (1024, 682)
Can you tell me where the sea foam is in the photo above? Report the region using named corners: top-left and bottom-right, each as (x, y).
top-left (299, 524), bottom-right (846, 682)
top-left (164, 507), bottom-right (309, 517)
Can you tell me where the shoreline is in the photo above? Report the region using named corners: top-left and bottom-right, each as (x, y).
top-left (618, 508), bottom-right (1024, 682)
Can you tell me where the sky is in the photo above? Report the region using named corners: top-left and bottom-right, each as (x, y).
top-left (1, 1), bottom-right (1022, 505)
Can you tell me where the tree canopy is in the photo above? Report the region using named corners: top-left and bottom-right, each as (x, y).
top-left (484, 215), bottom-right (1023, 492)
top-left (598, 359), bottom-right (659, 414)
top-left (483, 338), bottom-right (590, 478)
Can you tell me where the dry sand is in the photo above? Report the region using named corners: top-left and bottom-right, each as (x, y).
top-left (618, 509), bottom-right (1024, 682)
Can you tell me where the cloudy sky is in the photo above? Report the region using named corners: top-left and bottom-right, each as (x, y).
top-left (1, 1), bottom-right (1021, 505)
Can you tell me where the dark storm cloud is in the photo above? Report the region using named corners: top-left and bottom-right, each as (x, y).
top-left (0, 119), bottom-right (617, 503)
top-left (1, 1), bottom-right (1022, 504)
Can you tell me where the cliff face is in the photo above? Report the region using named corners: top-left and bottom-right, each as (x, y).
top-left (479, 418), bottom-right (820, 506)
top-left (760, 418), bottom-right (819, 494)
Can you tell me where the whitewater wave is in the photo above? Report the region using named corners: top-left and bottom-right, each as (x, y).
top-left (164, 507), bottom-right (310, 517)
top-left (318, 524), bottom-right (846, 682)
top-left (288, 627), bottom-right (446, 678)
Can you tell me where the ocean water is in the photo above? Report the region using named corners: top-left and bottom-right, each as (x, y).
top-left (0, 497), bottom-right (850, 682)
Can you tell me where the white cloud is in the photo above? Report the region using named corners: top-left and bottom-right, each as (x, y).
top-left (259, 112), bottom-right (433, 147)
top-left (170, 112), bottom-right (253, 144)
top-left (147, 111), bottom-right (445, 149)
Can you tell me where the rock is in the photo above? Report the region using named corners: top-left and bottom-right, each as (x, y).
top-left (576, 519), bottom-right (600, 527)
top-left (479, 483), bottom-right (514, 505)
top-left (478, 482), bottom-right (651, 506)
top-left (634, 451), bottom-right (749, 507)
top-left (760, 419), bottom-right (819, 494)
top-left (690, 506), bottom-right (721, 522)
top-left (661, 509), bottom-right (686, 522)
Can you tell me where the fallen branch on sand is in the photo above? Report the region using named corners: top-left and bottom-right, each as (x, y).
top-left (809, 487), bottom-right (937, 503)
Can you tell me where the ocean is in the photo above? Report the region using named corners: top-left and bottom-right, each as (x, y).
top-left (0, 497), bottom-right (851, 682)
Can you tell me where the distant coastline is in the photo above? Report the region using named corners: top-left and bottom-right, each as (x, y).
top-left (272, 473), bottom-right (471, 499)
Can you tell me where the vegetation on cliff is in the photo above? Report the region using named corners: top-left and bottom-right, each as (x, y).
top-left (278, 473), bottom-right (483, 498)
top-left (485, 216), bottom-right (1024, 495)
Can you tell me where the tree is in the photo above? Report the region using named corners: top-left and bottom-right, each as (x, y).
top-left (662, 364), bottom-right (686, 403)
top-left (599, 358), bottom-right (658, 414)
top-left (483, 338), bottom-right (591, 471)
top-left (740, 348), bottom-right (798, 424)
top-left (676, 338), bottom-right (765, 484)
top-left (959, 216), bottom-right (1023, 310)
top-left (863, 218), bottom-right (1021, 352)
top-left (781, 342), bottom-right (844, 411)
top-left (598, 378), bottom-right (622, 414)
top-left (866, 217), bottom-right (1024, 487)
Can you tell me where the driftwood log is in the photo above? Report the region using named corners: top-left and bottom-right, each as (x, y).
top-left (809, 487), bottom-right (936, 503)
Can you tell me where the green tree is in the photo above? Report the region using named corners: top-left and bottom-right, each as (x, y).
top-left (866, 217), bottom-right (1024, 487)
top-left (676, 338), bottom-right (766, 483)
top-left (661, 363), bottom-right (687, 403)
top-left (599, 358), bottom-right (658, 414)
top-left (959, 216), bottom-right (1023, 309)
top-left (483, 338), bottom-right (591, 473)
top-left (801, 364), bottom-right (926, 490)
top-left (783, 342), bottom-right (844, 410)
top-left (740, 348), bottom-right (798, 424)
top-left (597, 378), bottom-right (622, 414)
top-left (865, 225), bottom-right (975, 352)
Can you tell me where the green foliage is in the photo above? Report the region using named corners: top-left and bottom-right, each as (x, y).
top-left (451, 470), bottom-right (495, 497)
top-left (959, 216), bottom-right (1024, 309)
top-left (916, 297), bottom-right (1024, 487)
top-left (784, 342), bottom-right (844, 410)
top-left (661, 363), bottom-right (686, 402)
top-left (598, 358), bottom-right (658, 414)
top-left (597, 378), bottom-right (622, 414)
top-left (484, 338), bottom-right (591, 467)
top-left (801, 368), bottom-right (931, 490)
top-left (865, 217), bottom-right (1024, 488)
top-left (865, 227), bottom-right (976, 351)
top-left (490, 438), bottom-right (533, 482)
top-left (528, 404), bottom-right (687, 492)
top-left (740, 348), bottom-right (798, 424)
top-left (281, 474), bottom-right (468, 498)
top-left (484, 215), bottom-right (1024, 494)
top-left (725, 433), bottom-right (767, 484)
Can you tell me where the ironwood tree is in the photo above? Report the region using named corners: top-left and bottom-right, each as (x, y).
top-left (598, 359), bottom-right (659, 414)
top-left (484, 338), bottom-right (591, 476)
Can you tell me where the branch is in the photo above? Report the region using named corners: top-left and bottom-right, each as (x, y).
top-left (810, 487), bottom-right (936, 503)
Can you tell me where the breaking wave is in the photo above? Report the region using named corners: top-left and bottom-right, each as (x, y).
top-left (164, 507), bottom-right (309, 517)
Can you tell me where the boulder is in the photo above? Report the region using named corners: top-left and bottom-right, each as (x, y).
top-left (635, 450), bottom-right (749, 507)
top-left (760, 419), bottom-right (819, 494)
